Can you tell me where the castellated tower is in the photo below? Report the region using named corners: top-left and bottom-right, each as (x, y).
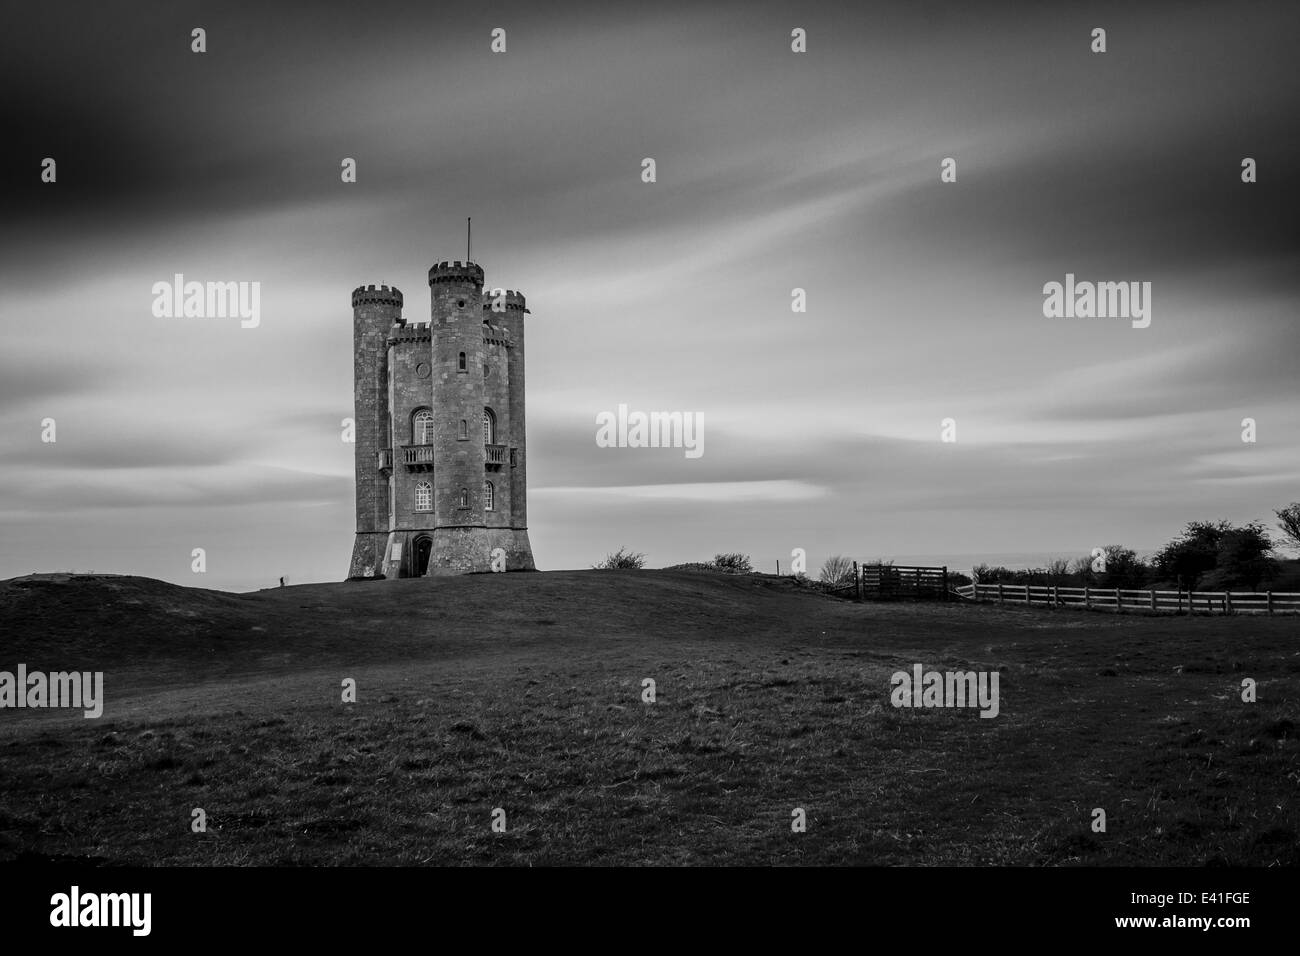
top-left (347, 261), bottom-right (536, 578)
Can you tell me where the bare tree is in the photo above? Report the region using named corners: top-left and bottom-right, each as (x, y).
top-left (819, 555), bottom-right (855, 585)
top-left (1276, 503), bottom-right (1300, 551)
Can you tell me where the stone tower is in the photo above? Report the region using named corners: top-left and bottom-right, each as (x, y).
top-left (347, 260), bottom-right (536, 577)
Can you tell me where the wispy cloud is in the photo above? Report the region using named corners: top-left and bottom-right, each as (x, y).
top-left (1, 0), bottom-right (1296, 588)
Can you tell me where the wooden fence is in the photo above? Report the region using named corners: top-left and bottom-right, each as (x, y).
top-left (952, 582), bottom-right (1300, 615)
top-left (829, 563), bottom-right (950, 601)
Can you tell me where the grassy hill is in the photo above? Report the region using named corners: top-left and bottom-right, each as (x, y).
top-left (0, 570), bottom-right (1296, 865)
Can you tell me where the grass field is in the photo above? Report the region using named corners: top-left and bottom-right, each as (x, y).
top-left (0, 569), bottom-right (1296, 866)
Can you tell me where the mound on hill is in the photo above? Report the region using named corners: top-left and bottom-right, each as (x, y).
top-left (0, 569), bottom-right (835, 679)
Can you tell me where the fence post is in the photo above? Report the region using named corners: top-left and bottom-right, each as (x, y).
top-left (1267, 590), bottom-right (1273, 615)
top-left (1225, 590), bottom-right (1232, 615)
top-left (1025, 584), bottom-right (1031, 605)
top-left (997, 583), bottom-right (1004, 605)
top-left (1177, 588), bottom-right (1183, 614)
top-left (1084, 586), bottom-right (1090, 610)
top-left (854, 561), bottom-right (861, 601)
top-left (942, 566), bottom-right (948, 602)
top-left (1149, 589), bottom-right (1156, 612)
top-left (1115, 588), bottom-right (1122, 614)
top-left (1052, 584), bottom-right (1058, 606)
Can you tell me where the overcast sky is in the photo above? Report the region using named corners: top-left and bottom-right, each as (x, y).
top-left (1, 0), bottom-right (1297, 590)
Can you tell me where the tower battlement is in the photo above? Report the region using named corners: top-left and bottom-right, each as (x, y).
top-left (427, 260), bottom-right (485, 288)
top-left (482, 289), bottom-right (529, 313)
top-left (388, 322), bottom-right (431, 346)
top-left (482, 323), bottom-right (512, 346)
top-left (351, 284), bottom-right (404, 309)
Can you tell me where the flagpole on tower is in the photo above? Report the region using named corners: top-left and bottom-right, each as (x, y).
top-left (467, 217), bottom-right (472, 262)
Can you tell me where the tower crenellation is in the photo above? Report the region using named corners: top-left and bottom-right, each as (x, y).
top-left (350, 284), bottom-right (404, 309)
top-left (482, 323), bottom-right (511, 347)
top-left (427, 260), bottom-right (485, 287)
top-left (348, 257), bottom-right (536, 578)
top-left (482, 289), bottom-right (529, 313)
top-left (387, 322), bottom-right (432, 346)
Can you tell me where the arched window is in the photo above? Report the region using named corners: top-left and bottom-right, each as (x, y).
top-left (414, 480), bottom-right (432, 512)
top-left (458, 352), bottom-right (466, 372)
top-left (458, 487), bottom-right (469, 508)
top-left (412, 408), bottom-right (433, 444)
top-left (484, 480), bottom-right (494, 511)
top-left (483, 407), bottom-right (496, 444)
top-left (458, 419), bottom-right (468, 440)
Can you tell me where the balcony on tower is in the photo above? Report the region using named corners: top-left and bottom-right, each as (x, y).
top-left (377, 448), bottom-right (393, 473)
top-left (401, 444), bottom-right (436, 471)
top-left (485, 443), bottom-right (507, 468)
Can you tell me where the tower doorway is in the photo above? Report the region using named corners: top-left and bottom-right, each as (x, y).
top-left (414, 536), bottom-right (433, 576)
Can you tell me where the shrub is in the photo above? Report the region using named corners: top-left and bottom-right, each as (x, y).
top-left (1097, 545), bottom-right (1148, 588)
top-left (1153, 520), bottom-right (1277, 590)
top-left (968, 551), bottom-right (1143, 588)
top-left (972, 563), bottom-right (1018, 584)
top-left (1204, 525), bottom-right (1278, 590)
top-left (593, 547), bottom-right (646, 570)
top-left (1045, 558), bottom-right (1072, 583)
top-left (712, 553), bottom-right (752, 573)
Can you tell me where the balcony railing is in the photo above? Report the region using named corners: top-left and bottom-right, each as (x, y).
top-left (401, 444), bottom-right (436, 471)
top-left (397, 444), bottom-right (510, 470)
top-left (377, 448), bottom-right (393, 471)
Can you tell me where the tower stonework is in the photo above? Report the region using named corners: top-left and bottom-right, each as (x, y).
top-left (347, 261), bottom-right (536, 578)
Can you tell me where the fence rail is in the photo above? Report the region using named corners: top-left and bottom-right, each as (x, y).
top-left (952, 582), bottom-right (1300, 615)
